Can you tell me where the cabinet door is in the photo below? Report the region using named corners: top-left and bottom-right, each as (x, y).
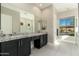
top-left (40, 36), bottom-right (44, 47)
top-left (34, 39), bottom-right (40, 48)
top-left (34, 34), bottom-right (48, 49)
top-left (43, 34), bottom-right (48, 45)
top-left (0, 43), bottom-right (1, 56)
top-left (1, 40), bottom-right (18, 56)
top-left (18, 38), bottom-right (31, 56)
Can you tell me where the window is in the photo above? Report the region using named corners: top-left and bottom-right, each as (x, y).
top-left (59, 16), bottom-right (75, 36)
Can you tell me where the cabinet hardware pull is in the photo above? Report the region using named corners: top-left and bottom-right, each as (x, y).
top-left (21, 41), bottom-right (22, 46)
top-left (19, 41), bottom-right (20, 46)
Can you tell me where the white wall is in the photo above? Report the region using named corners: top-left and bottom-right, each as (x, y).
top-left (42, 5), bottom-right (57, 44)
top-left (52, 6), bottom-right (57, 42)
top-left (42, 6), bottom-right (53, 43)
top-left (57, 9), bottom-right (78, 19)
top-left (32, 7), bottom-right (42, 18)
top-left (32, 7), bottom-right (42, 33)
top-left (78, 4), bottom-right (79, 33)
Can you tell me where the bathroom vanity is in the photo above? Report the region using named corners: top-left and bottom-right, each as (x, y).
top-left (0, 5), bottom-right (48, 56)
top-left (0, 33), bottom-right (48, 56)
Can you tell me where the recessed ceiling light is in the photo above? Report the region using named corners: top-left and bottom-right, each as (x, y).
top-left (39, 4), bottom-right (42, 6)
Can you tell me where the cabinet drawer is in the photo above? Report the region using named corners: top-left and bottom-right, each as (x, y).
top-left (32, 36), bottom-right (40, 41)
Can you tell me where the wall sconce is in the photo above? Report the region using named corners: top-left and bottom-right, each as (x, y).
top-left (20, 22), bottom-right (23, 26)
top-left (28, 23), bottom-right (30, 27)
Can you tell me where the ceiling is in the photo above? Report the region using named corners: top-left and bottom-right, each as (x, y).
top-left (34, 3), bottom-right (78, 12)
top-left (11, 3), bottom-right (51, 10)
top-left (53, 3), bottom-right (78, 13)
top-left (4, 3), bottom-right (78, 13)
top-left (34, 3), bottom-right (51, 9)
top-left (32, 3), bottom-right (78, 12)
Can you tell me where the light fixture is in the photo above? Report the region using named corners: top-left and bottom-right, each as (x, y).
top-left (39, 4), bottom-right (42, 6)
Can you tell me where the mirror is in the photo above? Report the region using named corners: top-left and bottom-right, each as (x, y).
top-left (0, 5), bottom-right (35, 35)
top-left (0, 3), bottom-right (46, 35)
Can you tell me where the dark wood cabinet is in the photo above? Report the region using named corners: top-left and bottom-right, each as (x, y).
top-left (0, 40), bottom-right (18, 56)
top-left (0, 38), bottom-right (31, 56)
top-left (34, 34), bottom-right (48, 49)
top-left (42, 34), bottom-right (48, 46)
top-left (0, 34), bottom-right (48, 56)
top-left (18, 38), bottom-right (31, 56)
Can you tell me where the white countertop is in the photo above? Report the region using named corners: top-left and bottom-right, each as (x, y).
top-left (0, 32), bottom-right (47, 42)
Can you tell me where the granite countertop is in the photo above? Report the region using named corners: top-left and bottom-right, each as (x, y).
top-left (0, 32), bottom-right (47, 42)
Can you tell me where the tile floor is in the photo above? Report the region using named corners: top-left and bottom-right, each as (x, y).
top-left (31, 41), bottom-right (79, 56)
